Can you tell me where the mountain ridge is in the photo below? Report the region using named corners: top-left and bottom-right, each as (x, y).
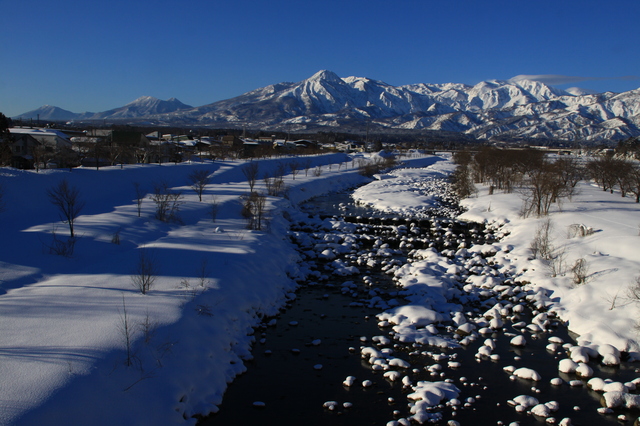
top-left (14, 96), bottom-right (192, 122)
top-left (12, 71), bottom-right (640, 142)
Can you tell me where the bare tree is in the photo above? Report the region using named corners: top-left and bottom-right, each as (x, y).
top-left (275, 162), bottom-right (287, 180)
top-left (586, 155), bottom-right (619, 193)
top-left (118, 294), bottom-right (135, 366)
top-left (31, 144), bottom-right (49, 172)
top-left (263, 172), bottom-right (286, 197)
top-left (150, 181), bottom-right (183, 223)
top-left (197, 258), bottom-right (211, 289)
top-left (627, 275), bottom-right (640, 303)
top-left (628, 164), bottom-right (640, 203)
top-left (46, 226), bottom-right (77, 257)
top-left (521, 161), bottom-right (570, 217)
top-left (208, 195), bottom-right (220, 222)
top-left (472, 147), bottom-right (544, 193)
top-left (241, 192), bottom-right (267, 230)
top-left (289, 160), bottom-right (299, 180)
top-left (303, 158), bottom-right (312, 176)
top-left (188, 169), bottom-right (211, 202)
top-left (614, 159), bottom-right (635, 198)
top-left (554, 156), bottom-right (584, 201)
top-left (47, 179), bottom-right (85, 238)
top-left (133, 182), bottom-right (144, 217)
top-left (451, 152), bottom-right (476, 199)
top-left (131, 248), bottom-right (158, 295)
top-left (242, 162), bottom-right (260, 192)
top-left (0, 113), bottom-right (13, 167)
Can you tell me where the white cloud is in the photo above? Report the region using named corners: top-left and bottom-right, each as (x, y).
top-left (509, 74), bottom-right (639, 86)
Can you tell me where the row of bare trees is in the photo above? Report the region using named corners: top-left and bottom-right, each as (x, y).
top-left (521, 156), bottom-right (583, 217)
top-left (452, 147), bottom-right (585, 217)
top-left (586, 155), bottom-right (640, 202)
top-left (454, 147), bottom-right (640, 217)
top-left (240, 160), bottom-right (305, 230)
top-left (240, 162), bottom-right (271, 230)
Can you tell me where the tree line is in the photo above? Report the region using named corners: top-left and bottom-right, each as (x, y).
top-left (452, 146), bottom-right (640, 218)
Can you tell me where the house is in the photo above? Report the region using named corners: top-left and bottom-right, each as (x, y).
top-left (272, 139), bottom-right (292, 149)
top-left (161, 134), bottom-right (189, 142)
top-left (9, 127), bottom-right (72, 150)
top-left (6, 128), bottom-right (77, 169)
top-left (257, 136), bottom-right (275, 143)
top-left (221, 135), bottom-right (243, 148)
top-left (291, 139), bottom-right (317, 149)
top-left (7, 133), bottom-right (40, 169)
top-left (347, 140), bottom-right (365, 152)
top-left (73, 130), bottom-right (150, 166)
top-left (335, 141), bottom-right (365, 152)
top-left (146, 131), bottom-right (161, 141)
top-left (241, 138), bottom-right (274, 157)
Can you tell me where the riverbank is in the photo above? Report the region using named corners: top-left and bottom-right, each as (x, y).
top-left (353, 156), bottom-right (640, 355)
top-left (0, 152), bottom-right (432, 425)
top-left (204, 155), bottom-right (640, 425)
top-left (2, 151), bottom-right (639, 424)
top-left (459, 176), bottom-right (640, 354)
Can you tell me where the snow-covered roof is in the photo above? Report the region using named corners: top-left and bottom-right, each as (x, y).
top-left (9, 127), bottom-right (71, 141)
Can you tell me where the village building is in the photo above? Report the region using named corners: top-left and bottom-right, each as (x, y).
top-left (9, 127), bottom-right (72, 150)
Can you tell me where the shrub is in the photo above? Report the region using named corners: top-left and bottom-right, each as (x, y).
top-left (530, 219), bottom-right (554, 260)
top-left (131, 248), bottom-right (158, 295)
top-left (571, 258), bottom-right (590, 285)
top-left (150, 181), bottom-right (183, 223)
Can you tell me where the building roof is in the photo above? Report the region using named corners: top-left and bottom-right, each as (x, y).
top-left (9, 127), bottom-right (71, 141)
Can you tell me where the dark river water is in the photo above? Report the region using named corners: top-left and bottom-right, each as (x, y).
top-left (199, 190), bottom-right (640, 426)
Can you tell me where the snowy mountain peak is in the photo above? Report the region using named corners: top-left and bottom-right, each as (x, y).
top-left (566, 87), bottom-right (598, 96)
top-left (152, 71), bottom-right (640, 141)
top-left (510, 78), bottom-right (569, 98)
top-left (13, 70), bottom-right (640, 142)
top-left (89, 96), bottom-right (193, 120)
top-left (126, 96), bottom-right (160, 105)
top-left (307, 70), bottom-right (343, 83)
top-left (13, 105), bottom-right (81, 121)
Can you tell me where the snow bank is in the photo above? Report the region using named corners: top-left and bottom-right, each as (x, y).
top-left (0, 153), bottom-right (375, 425)
top-left (459, 164), bottom-right (640, 355)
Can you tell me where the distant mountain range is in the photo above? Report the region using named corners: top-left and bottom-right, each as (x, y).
top-left (16, 96), bottom-right (193, 122)
top-left (14, 70), bottom-right (640, 142)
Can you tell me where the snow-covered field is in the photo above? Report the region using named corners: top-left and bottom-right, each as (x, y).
top-left (354, 157), bottom-right (640, 354)
top-left (1, 151), bottom-right (639, 425)
top-left (0, 153), bottom-right (369, 425)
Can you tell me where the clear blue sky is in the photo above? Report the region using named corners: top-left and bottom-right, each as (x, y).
top-left (2, 0), bottom-right (639, 117)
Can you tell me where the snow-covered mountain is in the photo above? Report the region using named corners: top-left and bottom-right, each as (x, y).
top-left (87, 96), bottom-right (192, 120)
top-left (14, 72), bottom-right (640, 142)
top-left (13, 105), bottom-right (84, 121)
top-left (157, 70), bottom-right (640, 142)
top-left (14, 97), bottom-right (192, 122)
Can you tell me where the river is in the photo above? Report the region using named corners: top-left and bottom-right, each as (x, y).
top-left (199, 187), bottom-right (640, 426)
